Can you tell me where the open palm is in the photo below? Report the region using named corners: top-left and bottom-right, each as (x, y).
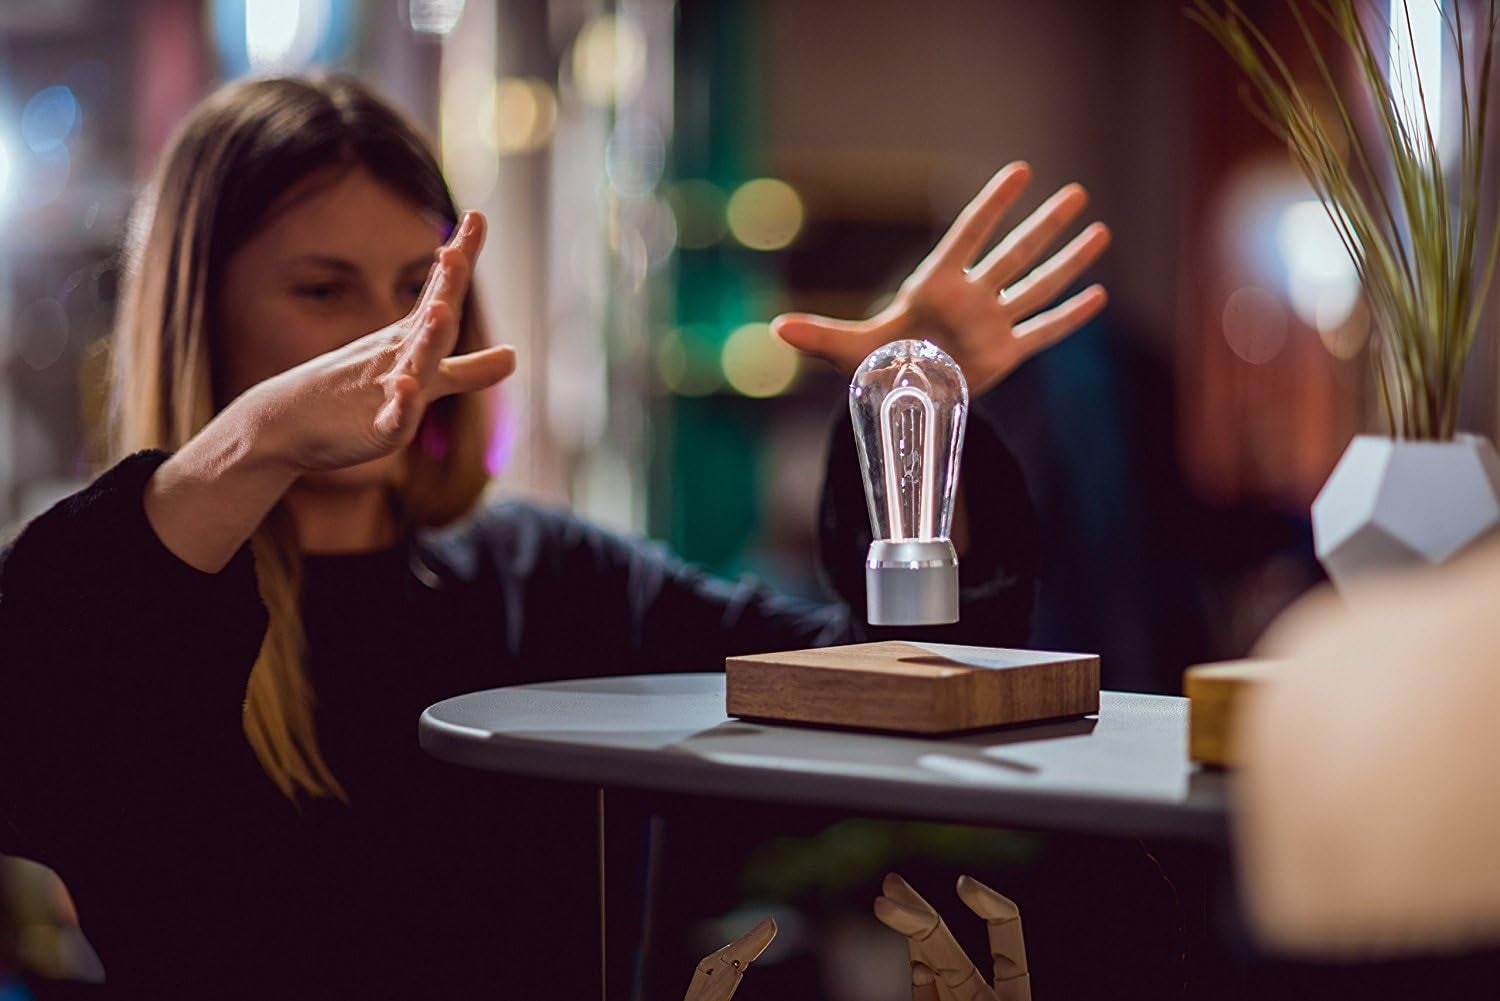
top-left (772, 162), bottom-right (1110, 396)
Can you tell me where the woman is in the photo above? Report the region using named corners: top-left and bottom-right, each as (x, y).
top-left (0, 75), bottom-right (1107, 996)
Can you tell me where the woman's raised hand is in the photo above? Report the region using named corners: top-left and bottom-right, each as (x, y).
top-left (771, 162), bottom-right (1110, 396)
top-left (254, 210), bottom-right (516, 474)
top-left (146, 210), bottom-right (514, 572)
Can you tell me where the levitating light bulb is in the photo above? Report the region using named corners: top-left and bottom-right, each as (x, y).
top-left (849, 339), bottom-right (968, 625)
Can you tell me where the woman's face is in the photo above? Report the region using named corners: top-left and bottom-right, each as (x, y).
top-left (216, 164), bottom-right (449, 487)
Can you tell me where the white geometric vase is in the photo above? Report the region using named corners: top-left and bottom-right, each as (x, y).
top-left (1312, 433), bottom-right (1500, 587)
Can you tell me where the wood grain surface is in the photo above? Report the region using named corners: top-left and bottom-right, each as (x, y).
top-left (726, 641), bottom-right (1100, 733)
top-left (1184, 659), bottom-right (1286, 766)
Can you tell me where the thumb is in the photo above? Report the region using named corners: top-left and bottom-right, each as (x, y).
top-left (435, 344), bottom-right (518, 397)
top-left (770, 312), bottom-right (866, 360)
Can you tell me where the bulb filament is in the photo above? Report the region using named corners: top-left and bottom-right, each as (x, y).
top-left (879, 386), bottom-right (938, 539)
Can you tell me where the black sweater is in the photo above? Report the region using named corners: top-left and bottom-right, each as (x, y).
top-left (0, 412), bottom-right (1037, 998)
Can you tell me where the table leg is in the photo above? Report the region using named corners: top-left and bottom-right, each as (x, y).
top-left (597, 788), bottom-right (606, 1001)
top-left (599, 787), bottom-right (664, 1001)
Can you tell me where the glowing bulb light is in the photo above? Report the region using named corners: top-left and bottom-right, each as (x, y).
top-left (849, 339), bottom-right (968, 625)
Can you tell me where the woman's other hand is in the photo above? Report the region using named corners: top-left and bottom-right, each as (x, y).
top-left (772, 162), bottom-right (1110, 395)
top-left (250, 210), bottom-right (515, 474)
top-left (144, 210), bottom-right (513, 572)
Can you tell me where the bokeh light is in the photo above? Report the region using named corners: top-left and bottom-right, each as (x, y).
top-left (244, 0), bottom-right (332, 69)
top-left (666, 179), bottom-right (726, 250)
top-left (722, 322), bottom-right (800, 397)
top-left (1276, 199), bottom-right (1360, 332)
top-left (605, 117), bottom-right (665, 196)
top-left (570, 15), bottom-right (647, 108)
top-left (614, 226), bottom-right (650, 292)
top-left (639, 196), bottom-right (678, 268)
top-left (726, 178), bottom-right (803, 251)
top-left (410, 0), bottom-right (465, 35)
top-left (657, 328), bottom-right (724, 396)
top-left (1317, 296), bottom-right (1372, 360)
top-left (212, 0), bottom-right (350, 77)
top-left (484, 76), bottom-right (557, 155)
top-left (17, 298), bottom-right (69, 372)
top-left (442, 64), bottom-right (498, 204)
top-left (1221, 285), bottom-right (1288, 365)
top-left (21, 86), bottom-right (80, 155)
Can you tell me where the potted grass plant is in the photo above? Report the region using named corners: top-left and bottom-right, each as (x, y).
top-left (1192, 0), bottom-right (1500, 585)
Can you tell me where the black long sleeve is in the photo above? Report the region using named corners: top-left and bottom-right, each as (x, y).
top-left (0, 452), bottom-right (267, 865)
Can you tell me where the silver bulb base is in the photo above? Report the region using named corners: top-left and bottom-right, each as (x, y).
top-left (865, 538), bottom-right (959, 626)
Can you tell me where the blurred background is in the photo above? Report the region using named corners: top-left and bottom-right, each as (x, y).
top-left (2, 0), bottom-right (1496, 996)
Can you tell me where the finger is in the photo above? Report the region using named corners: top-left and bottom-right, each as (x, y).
top-left (971, 183), bottom-right (1088, 290)
top-left (434, 344), bottom-right (518, 397)
top-left (882, 872), bottom-right (938, 915)
top-left (929, 162), bottom-right (1032, 270)
top-left (1010, 284), bottom-right (1108, 355)
top-left (401, 300), bottom-right (457, 386)
top-left (373, 372), bottom-right (421, 440)
top-left (879, 876), bottom-right (952, 998)
top-left (875, 896), bottom-right (940, 938)
top-left (452, 207), bottom-right (488, 258)
top-left (1000, 222), bottom-right (1111, 318)
top-left (770, 313), bottom-right (869, 361)
top-left (910, 960), bottom-right (942, 1001)
top-left (421, 246), bottom-right (472, 353)
top-left (721, 915), bottom-right (778, 968)
top-left (956, 876), bottom-right (1029, 989)
top-left (414, 210), bottom-right (487, 321)
top-left (955, 876), bottom-right (1019, 922)
top-left (875, 898), bottom-right (988, 998)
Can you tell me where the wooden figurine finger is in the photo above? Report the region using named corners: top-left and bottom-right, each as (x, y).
top-left (910, 959), bottom-right (943, 1001)
top-left (875, 891), bottom-right (996, 1001)
top-left (882, 872), bottom-right (934, 911)
top-left (881, 874), bottom-right (1000, 1001)
top-left (880, 873), bottom-right (953, 1000)
top-left (682, 916), bottom-right (777, 1001)
top-left (956, 876), bottom-right (1031, 1001)
top-left (879, 875), bottom-right (951, 990)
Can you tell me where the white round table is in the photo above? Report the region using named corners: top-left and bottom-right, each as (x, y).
top-left (420, 672), bottom-right (1227, 841)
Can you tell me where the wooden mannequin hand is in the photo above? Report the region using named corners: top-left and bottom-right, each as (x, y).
top-left (772, 162), bottom-right (1109, 396)
top-left (681, 916), bottom-right (777, 1001)
top-left (246, 209), bottom-right (515, 474)
top-left (875, 872), bottom-right (1032, 1001)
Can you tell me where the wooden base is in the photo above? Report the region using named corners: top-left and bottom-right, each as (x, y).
top-left (1184, 659), bottom-right (1286, 766)
top-left (725, 641), bottom-right (1100, 734)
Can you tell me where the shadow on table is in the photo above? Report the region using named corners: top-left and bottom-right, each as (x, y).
top-left (696, 715), bottom-right (1101, 746)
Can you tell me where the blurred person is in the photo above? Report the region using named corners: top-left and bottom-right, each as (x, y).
top-left (0, 75), bottom-right (1107, 997)
top-left (1236, 539), bottom-right (1500, 961)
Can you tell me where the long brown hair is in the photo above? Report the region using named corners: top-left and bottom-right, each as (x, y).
top-left (110, 75), bottom-right (492, 800)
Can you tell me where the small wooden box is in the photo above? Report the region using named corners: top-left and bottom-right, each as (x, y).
top-left (725, 641), bottom-right (1100, 734)
top-left (1184, 659), bottom-right (1285, 766)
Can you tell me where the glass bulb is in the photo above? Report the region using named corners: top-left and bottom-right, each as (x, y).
top-left (850, 339), bottom-right (968, 543)
top-left (849, 339), bottom-right (968, 625)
